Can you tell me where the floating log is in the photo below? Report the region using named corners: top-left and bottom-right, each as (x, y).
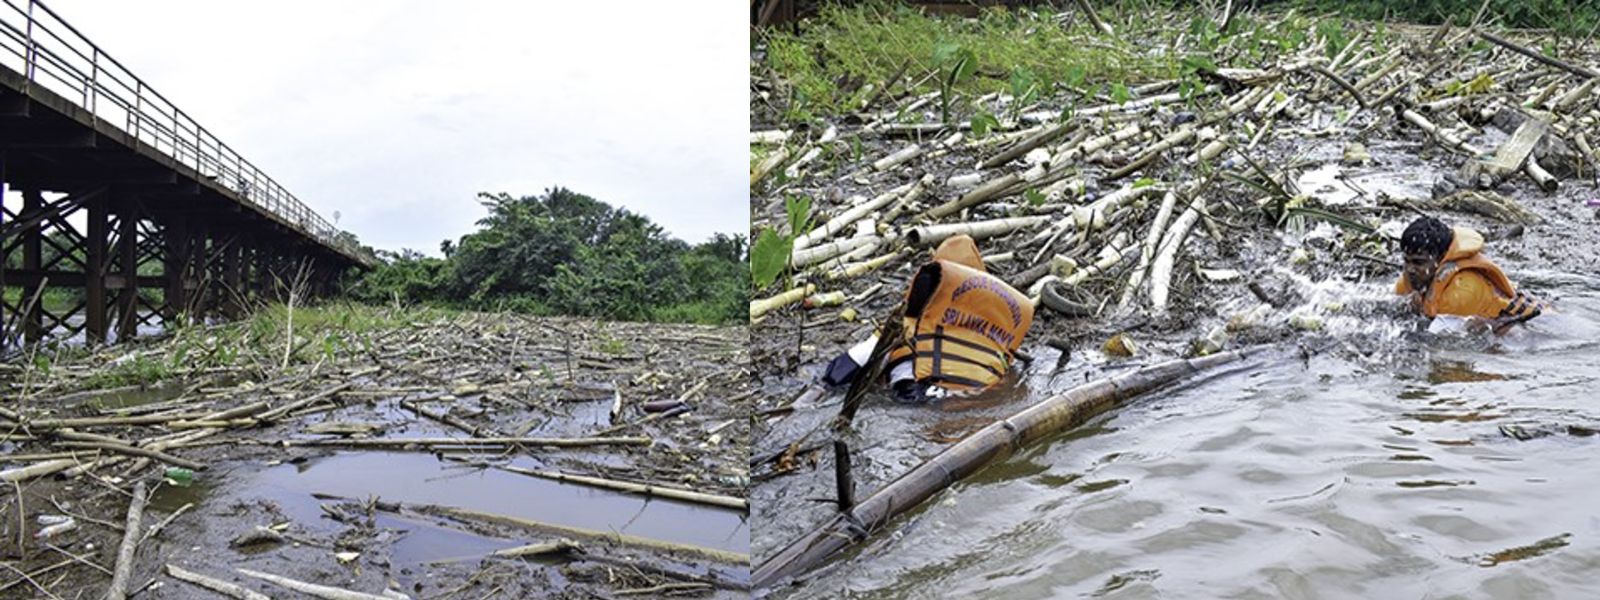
top-left (752, 346), bottom-right (1275, 588)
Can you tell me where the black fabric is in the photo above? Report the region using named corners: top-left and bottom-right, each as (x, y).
top-left (905, 262), bottom-right (942, 317)
top-left (1401, 216), bottom-right (1452, 259)
top-left (821, 351), bottom-right (862, 387)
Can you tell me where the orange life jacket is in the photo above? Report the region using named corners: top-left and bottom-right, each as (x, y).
top-left (889, 236), bottom-right (1033, 393)
top-left (1394, 227), bottom-right (1541, 322)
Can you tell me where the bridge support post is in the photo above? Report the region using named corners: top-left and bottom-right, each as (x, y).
top-left (222, 234), bottom-right (242, 318)
top-left (163, 215), bottom-right (189, 325)
top-left (20, 189), bottom-right (43, 344)
top-left (190, 225), bottom-right (209, 320)
top-left (114, 196), bottom-right (139, 341)
top-left (84, 192), bottom-right (108, 345)
top-left (0, 172), bottom-right (7, 345)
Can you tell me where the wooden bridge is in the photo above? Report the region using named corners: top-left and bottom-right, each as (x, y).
top-left (1, 0), bottom-right (371, 349)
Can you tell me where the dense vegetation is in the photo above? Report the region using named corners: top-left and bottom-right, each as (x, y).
top-left (346, 188), bottom-right (747, 324)
top-left (755, 0), bottom-right (1596, 125)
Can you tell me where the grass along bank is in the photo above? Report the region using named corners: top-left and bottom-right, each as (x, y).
top-left (5, 301), bottom-right (451, 394)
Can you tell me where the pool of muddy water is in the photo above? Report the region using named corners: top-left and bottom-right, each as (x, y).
top-left (150, 450), bottom-right (749, 585)
top-left (778, 272), bottom-right (1600, 599)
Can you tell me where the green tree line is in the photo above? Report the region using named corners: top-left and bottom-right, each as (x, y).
top-left (345, 187), bottom-right (748, 324)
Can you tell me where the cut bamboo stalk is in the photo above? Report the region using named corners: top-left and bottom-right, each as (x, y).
top-left (106, 482), bottom-right (148, 600)
top-left (432, 505), bottom-right (748, 565)
top-left (1150, 197), bottom-right (1208, 314)
top-left (783, 146), bottom-right (823, 180)
top-left (1119, 190), bottom-right (1180, 310)
top-left (1573, 131), bottom-right (1600, 175)
top-left (751, 146), bottom-right (791, 186)
top-left (55, 441), bottom-right (205, 471)
top-left (1553, 78), bottom-right (1597, 112)
top-left (905, 216), bottom-right (1051, 247)
top-left (282, 436), bottom-right (650, 449)
top-left (592, 403), bottom-right (692, 436)
top-left (1106, 127), bottom-right (1197, 180)
top-left (879, 174), bottom-right (934, 225)
top-left (794, 182), bottom-right (914, 252)
top-left (751, 284), bottom-right (816, 320)
top-left (1028, 234), bottom-right (1134, 302)
top-left (1401, 108), bottom-right (1480, 154)
top-left (752, 346), bottom-right (1275, 588)
top-left (400, 399), bottom-right (502, 438)
top-left (237, 568), bottom-right (405, 600)
top-left (924, 172), bottom-right (1023, 219)
top-left (1477, 30), bottom-right (1599, 79)
top-left (1524, 156), bottom-right (1559, 192)
top-left (488, 463), bottom-right (746, 510)
top-left (873, 143), bottom-right (923, 171)
top-left (792, 235), bottom-right (879, 270)
top-left (165, 564), bottom-right (271, 600)
top-left (491, 539), bottom-right (579, 558)
top-left (253, 381), bottom-right (354, 423)
top-left (981, 121), bottom-right (1079, 169)
top-left (751, 130), bottom-right (792, 145)
top-left (1071, 0), bottom-right (1114, 36)
top-left (824, 251), bottom-right (900, 281)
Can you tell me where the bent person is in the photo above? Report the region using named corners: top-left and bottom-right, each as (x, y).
top-left (1396, 216), bottom-right (1543, 333)
top-left (824, 235), bottom-right (1033, 401)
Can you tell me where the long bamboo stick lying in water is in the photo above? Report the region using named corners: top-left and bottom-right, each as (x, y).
top-left (752, 345), bottom-right (1275, 589)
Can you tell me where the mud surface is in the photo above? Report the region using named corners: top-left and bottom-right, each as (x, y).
top-left (2, 312), bottom-right (751, 598)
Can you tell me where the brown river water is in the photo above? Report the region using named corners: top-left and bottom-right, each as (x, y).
top-left (772, 271), bottom-right (1600, 599)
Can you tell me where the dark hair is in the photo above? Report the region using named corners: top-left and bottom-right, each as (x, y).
top-left (1400, 216), bottom-right (1452, 258)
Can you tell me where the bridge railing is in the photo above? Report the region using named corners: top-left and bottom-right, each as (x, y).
top-left (0, 0), bottom-right (366, 262)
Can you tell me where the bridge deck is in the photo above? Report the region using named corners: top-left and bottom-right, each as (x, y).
top-left (1, 0), bottom-right (368, 348)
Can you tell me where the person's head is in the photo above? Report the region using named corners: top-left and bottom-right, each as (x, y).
top-left (1400, 216), bottom-right (1452, 291)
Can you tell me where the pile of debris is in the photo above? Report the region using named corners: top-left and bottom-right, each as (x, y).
top-left (1, 308), bottom-right (751, 598)
top-left (748, 7), bottom-right (1600, 586)
top-left (751, 14), bottom-right (1596, 355)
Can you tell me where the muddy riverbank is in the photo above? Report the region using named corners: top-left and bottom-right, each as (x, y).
top-left (2, 307), bottom-right (751, 598)
top-left (751, 9), bottom-right (1600, 597)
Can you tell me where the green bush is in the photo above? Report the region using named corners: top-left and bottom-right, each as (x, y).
top-left (346, 188), bottom-right (748, 325)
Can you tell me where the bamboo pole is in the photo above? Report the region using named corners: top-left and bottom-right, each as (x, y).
top-left (281, 436), bottom-right (651, 449)
top-left (752, 346), bottom-right (1275, 588)
top-left (1118, 190), bottom-right (1179, 310)
top-left (751, 284), bottom-right (816, 320)
top-left (924, 172), bottom-right (1023, 219)
top-left (236, 568), bottom-right (405, 600)
top-left (1150, 197), bottom-right (1208, 314)
top-left (165, 564), bottom-right (271, 600)
top-left (433, 506), bottom-right (748, 565)
top-left (105, 482), bottom-right (149, 600)
top-left (487, 463), bottom-right (746, 510)
top-left (905, 216), bottom-right (1050, 247)
top-left (794, 182), bottom-right (913, 252)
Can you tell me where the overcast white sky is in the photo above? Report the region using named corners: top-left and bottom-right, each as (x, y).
top-left (38, 0), bottom-right (748, 254)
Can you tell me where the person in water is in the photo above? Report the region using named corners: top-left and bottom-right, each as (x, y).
top-left (823, 234), bottom-right (1034, 402)
top-left (1396, 216), bottom-right (1542, 333)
